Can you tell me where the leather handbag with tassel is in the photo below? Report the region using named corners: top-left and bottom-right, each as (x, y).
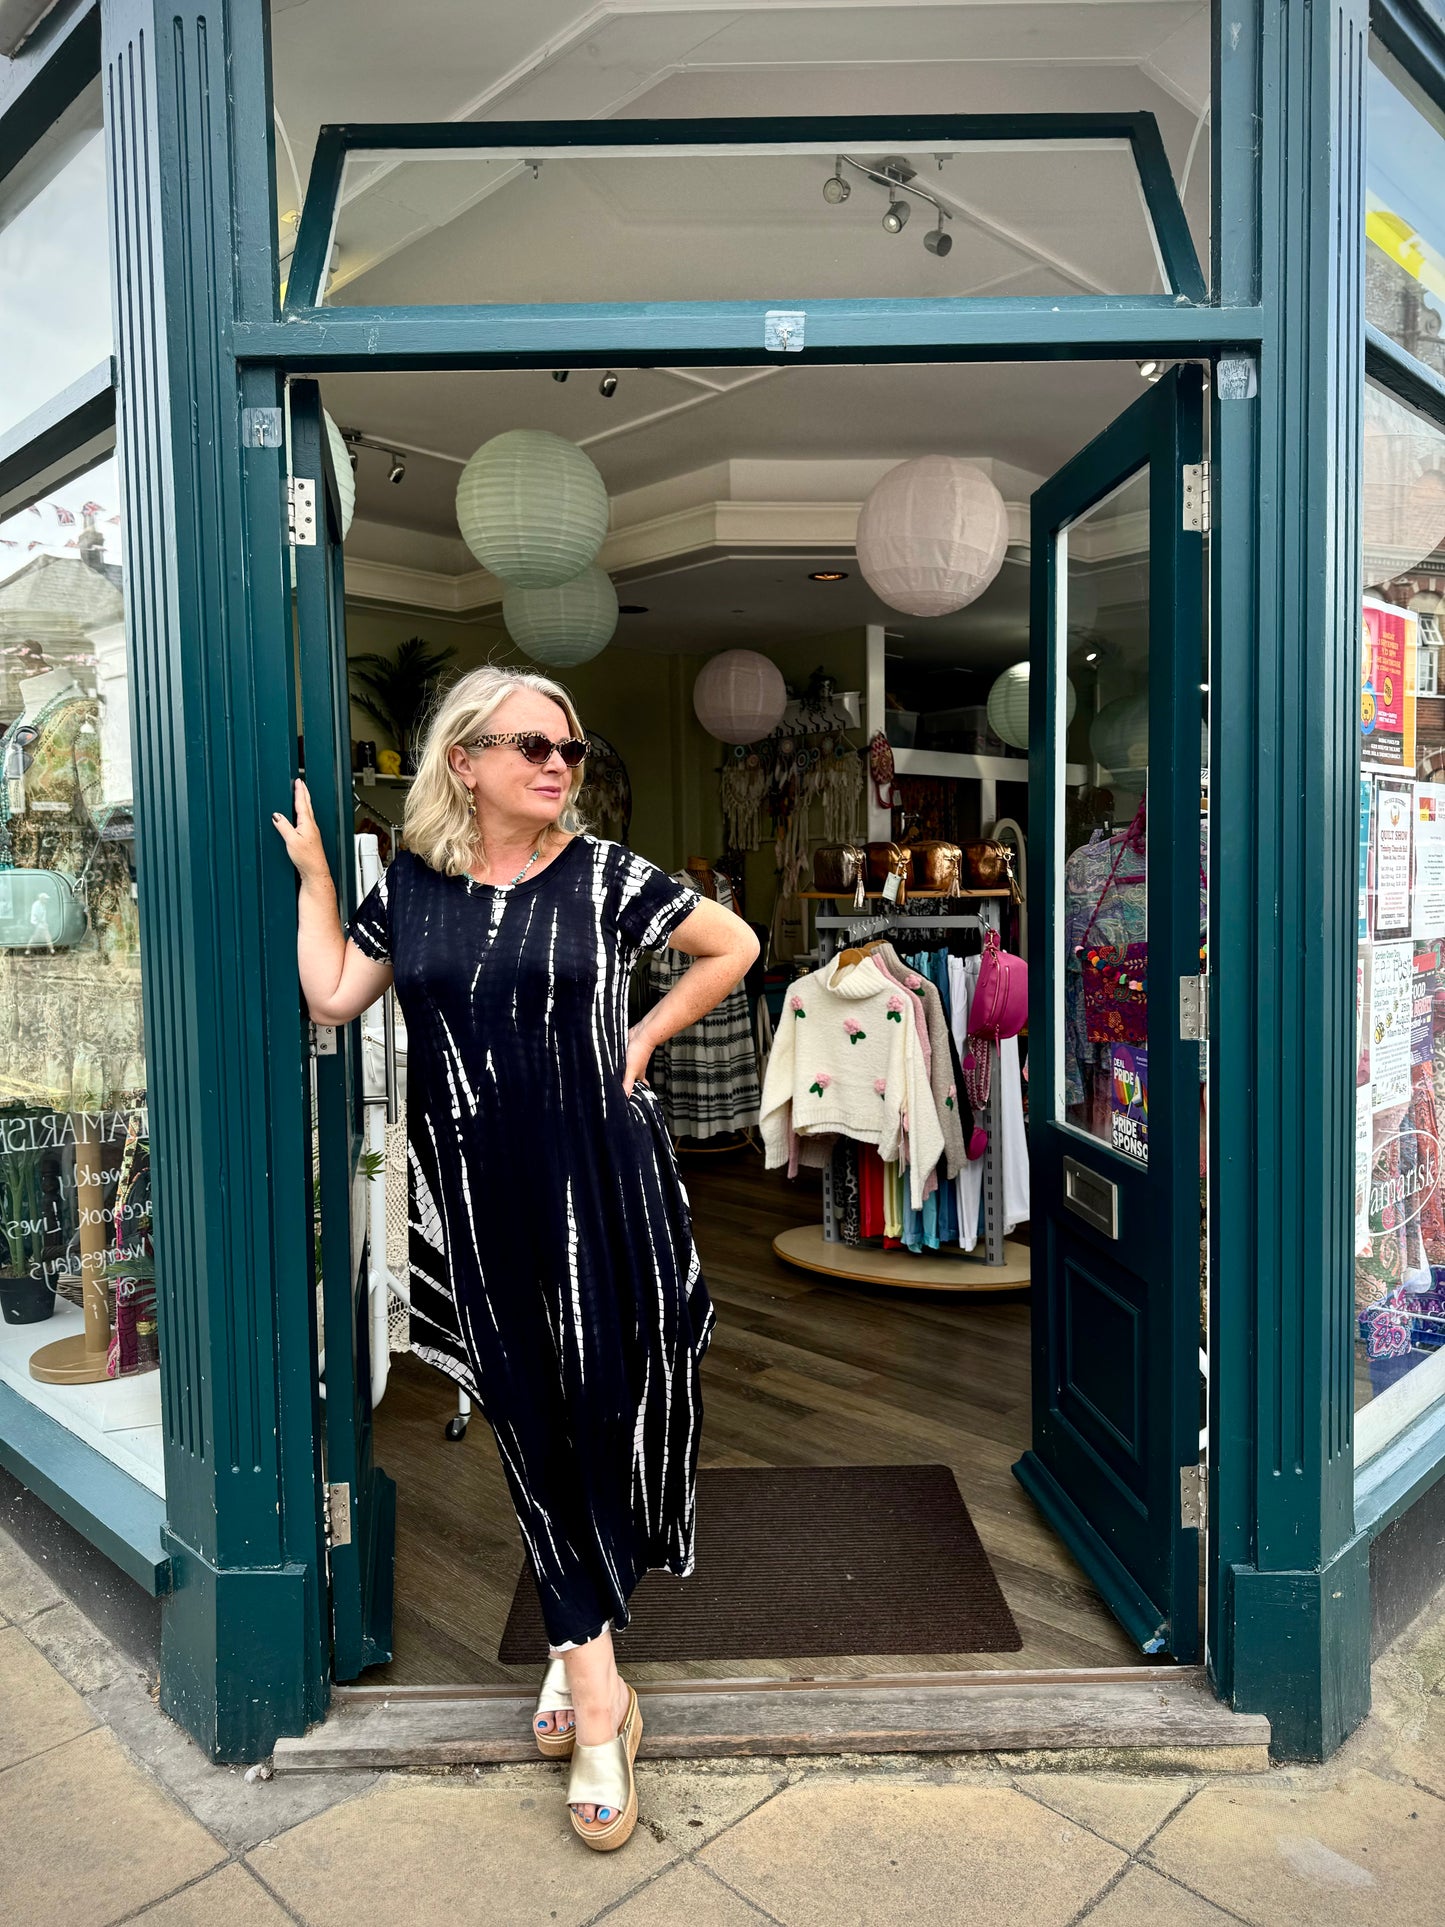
top-left (959, 838), bottom-right (1021, 901)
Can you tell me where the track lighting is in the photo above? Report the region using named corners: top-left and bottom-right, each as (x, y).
top-left (551, 370), bottom-right (569, 383)
top-left (882, 196), bottom-right (909, 234)
top-left (387, 454), bottom-right (406, 485)
top-left (598, 372), bottom-right (619, 398)
top-left (923, 221), bottom-right (952, 257)
top-left (822, 159), bottom-right (850, 205)
top-left (1137, 359), bottom-right (1163, 382)
top-left (823, 154), bottom-right (954, 257)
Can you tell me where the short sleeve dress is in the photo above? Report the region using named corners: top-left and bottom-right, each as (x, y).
top-left (347, 831), bottom-right (716, 1650)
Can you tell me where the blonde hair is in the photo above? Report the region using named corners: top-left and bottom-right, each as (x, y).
top-left (403, 663), bottom-right (588, 877)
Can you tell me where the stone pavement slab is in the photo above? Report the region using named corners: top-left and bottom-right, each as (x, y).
top-left (0, 1724), bottom-right (225, 1927)
top-left (1080, 1863), bottom-right (1242, 1924)
top-left (0, 1622), bottom-right (97, 1770)
top-left (0, 1524), bottom-right (63, 1622)
top-left (27, 1595), bottom-right (138, 1695)
top-left (698, 1779), bottom-right (1126, 1927)
top-left (1146, 1769), bottom-right (1445, 1926)
top-left (246, 1775), bottom-right (680, 1927)
top-left (130, 1862), bottom-right (296, 1927)
top-left (1012, 1771), bottom-right (1197, 1851)
top-left (603, 1859), bottom-right (780, 1924)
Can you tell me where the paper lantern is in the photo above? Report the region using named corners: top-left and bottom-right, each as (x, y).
top-left (1364, 382), bottom-right (1445, 586)
top-left (693, 649), bottom-right (787, 744)
top-left (986, 663), bottom-right (1076, 751)
top-left (1091, 692), bottom-right (1150, 771)
top-left (502, 565), bottom-right (617, 666)
top-left (456, 429), bottom-right (608, 587)
top-left (855, 457), bottom-right (1008, 617)
top-left (324, 410), bottom-right (356, 541)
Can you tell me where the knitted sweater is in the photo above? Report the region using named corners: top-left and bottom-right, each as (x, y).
top-left (760, 954), bottom-right (945, 1208)
top-left (874, 943), bottom-right (968, 1181)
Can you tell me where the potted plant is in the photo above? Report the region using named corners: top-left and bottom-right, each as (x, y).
top-left (0, 1147), bottom-right (57, 1324)
top-left (348, 636), bottom-right (458, 775)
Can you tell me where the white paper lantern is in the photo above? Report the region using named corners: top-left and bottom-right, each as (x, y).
top-left (986, 662), bottom-right (1076, 750)
top-left (503, 565), bottom-right (617, 666)
top-left (855, 457), bottom-right (1009, 617)
top-left (457, 429), bottom-right (609, 587)
top-left (1364, 382), bottom-right (1445, 586)
top-left (693, 649), bottom-right (788, 744)
top-left (1091, 692), bottom-right (1150, 771)
top-left (324, 411), bottom-right (356, 541)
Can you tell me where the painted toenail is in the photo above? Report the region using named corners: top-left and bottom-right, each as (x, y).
top-left (598, 1808), bottom-right (610, 1820)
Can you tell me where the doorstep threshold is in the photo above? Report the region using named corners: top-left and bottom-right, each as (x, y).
top-left (272, 1666), bottom-right (1270, 1771)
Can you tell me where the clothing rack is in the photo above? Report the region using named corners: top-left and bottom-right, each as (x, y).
top-left (814, 903), bottom-right (1008, 1268)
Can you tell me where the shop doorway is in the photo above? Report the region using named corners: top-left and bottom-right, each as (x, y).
top-left (288, 352), bottom-right (1210, 1732)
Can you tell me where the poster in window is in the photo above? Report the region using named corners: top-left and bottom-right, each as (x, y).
top-left (1370, 939), bottom-right (1413, 1113)
top-left (1360, 597), bottom-right (1418, 774)
top-left (1109, 1044), bottom-right (1148, 1164)
top-left (1417, 785), bottom-right (1445, 939)
top-left (1373, 776), bottom-right (1415, 940)
top-left (1360, 775), bottom-right (1373, 941)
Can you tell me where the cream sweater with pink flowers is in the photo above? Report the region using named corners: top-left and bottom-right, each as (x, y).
top-left (760, 954), bottom-right (944, 1208)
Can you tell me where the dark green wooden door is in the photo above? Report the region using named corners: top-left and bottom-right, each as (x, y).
top-left (1015, 363), bottom-right (1205, 1661)
top-left (291, 380), bottom-right (397, 1681)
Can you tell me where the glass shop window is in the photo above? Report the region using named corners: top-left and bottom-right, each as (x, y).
top-left (0, 79), bottom-right (111, 442)
top-left (1366, 45), bottom-right (1445, 382)
top-left (0, 455), bottom-right (158, 1496)
top-left (1355, 380), bottom-right (1445, 1461)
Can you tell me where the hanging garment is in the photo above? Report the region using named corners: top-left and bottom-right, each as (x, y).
top-left (949, 954), bottom-right (987, 1252)
top-left (875, 941), bottom-right (969, 1179)
top-left (760, 952), bottom-right (945, 1208)
top-left (642, 869), bottom-right (761, 1139)
top-left (346, 834), bottom-right (715, 1650)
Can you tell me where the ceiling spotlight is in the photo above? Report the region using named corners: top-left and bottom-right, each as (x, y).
top-left (809, 570), bottom-right (848, 582)
top-left (551, 370), bottom-right (569, 383)
top-left (387, 454), bottom-right (406, 485)
top-left (347, 447), bottom-right (358, 473)
top-left (1084, 650), bottom-right (1100, 664)
top-left (822, 160), bottom-right (850, 205)
top-left (923, 221), bottom-right (952, 257)
top-left (619, 603), bottom-right (649, 614)
top-left (882, 196), bottom-right (910, 234)
top-left (1137, 359), bottom-right (1163, 382)
top-left (599, 371), bottom-right (619, 398)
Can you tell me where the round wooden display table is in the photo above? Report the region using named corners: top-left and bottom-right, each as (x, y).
top-left (772, 1224), bottom-right (1032, 1293)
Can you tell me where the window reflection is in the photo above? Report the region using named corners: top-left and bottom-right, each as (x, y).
top-left (1366, 47), bottom-right (1445, 379)
top-left (0, 458), bottom-right (157, 1492)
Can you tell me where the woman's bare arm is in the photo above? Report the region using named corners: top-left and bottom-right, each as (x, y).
top-left (624, 894), bottom-right (760, 1094)
top-left (272, 778), bottom-right (393, 1024)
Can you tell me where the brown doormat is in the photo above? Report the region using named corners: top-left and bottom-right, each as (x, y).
top-left (498, 1463), bottom-right (1021, 1663)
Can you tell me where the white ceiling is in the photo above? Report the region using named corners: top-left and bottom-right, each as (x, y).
top-left (272, 0), bottom-right (1207, 656)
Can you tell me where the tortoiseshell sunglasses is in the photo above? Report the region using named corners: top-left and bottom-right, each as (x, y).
top-left (462, 731), bottom-right (590, 767)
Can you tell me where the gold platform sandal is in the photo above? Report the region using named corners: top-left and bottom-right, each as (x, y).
top-left (533, 1655), bottom-right (576, 1759)
top-left (566, 1682), bottom-right (642, 1852)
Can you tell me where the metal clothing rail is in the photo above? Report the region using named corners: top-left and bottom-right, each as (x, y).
top-left (814, 905), bottom-right (1008, 1267)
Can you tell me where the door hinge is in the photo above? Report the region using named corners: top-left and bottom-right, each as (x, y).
top-left (310, 1022), bottom-right (338, 1057)
top-left (324, 1481), bottom-right (353, 1547)
top-left (1179, 975), bottom-right (1209, 1042)
top-left (287, 474), bottom-right (317, 547)
top-left (1182, 461), bottom-right (1210, 534)
top-left (1180, 1463), bottom-right (1207, 1530)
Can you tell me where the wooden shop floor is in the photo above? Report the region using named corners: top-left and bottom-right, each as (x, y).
top-left (364, 1145), bottom-right (1147, 1687)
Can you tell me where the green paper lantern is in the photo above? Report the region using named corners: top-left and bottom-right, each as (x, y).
top-left (986, 662), bottom-right (1075, 751)
top-left (457, 429), bottom-right (609, 587)
top-left (1090, 692), bottom-right (1149, 770)
top-left (503, 565), bottom-right (618, 666)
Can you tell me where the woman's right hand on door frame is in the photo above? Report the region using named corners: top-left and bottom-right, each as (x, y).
top-left (271, 778), bottom-right (333, 888)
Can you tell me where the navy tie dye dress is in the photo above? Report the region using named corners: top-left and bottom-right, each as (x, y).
top-left (345, 831), bottom-right (717, 1649)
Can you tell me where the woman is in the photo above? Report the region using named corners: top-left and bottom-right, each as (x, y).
top-left (273, 664), bottom-right (758, 1851)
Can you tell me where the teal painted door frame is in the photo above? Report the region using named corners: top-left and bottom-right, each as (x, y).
top-left (62, 0), bottom-right (1382, 1761)
top-left (1018, 363), bottom-right (1206, 1664)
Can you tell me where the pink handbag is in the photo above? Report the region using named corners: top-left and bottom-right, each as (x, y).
top-left (968, 927), bottom-right (1028, 1042)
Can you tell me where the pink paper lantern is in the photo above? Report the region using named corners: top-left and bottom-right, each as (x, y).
top-left (693, 649), bottom-right (788, 744)
top-left (856, 456), bottom-right (1009, 617)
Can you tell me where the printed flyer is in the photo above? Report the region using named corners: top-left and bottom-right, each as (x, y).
top-left (1416, 784), bottom-right (1445, 939)
top-left (1360, 775), bottom-right (1373, 942)
top-left (1361, 596), bottom-right (1419, 774)
top-left (1373, 776), bottom-right (1415, 941)
top-left (1109, 1045), bottom-right (1148, 1165)
top-left (1371, 939), bottom-right (1414, 1112)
